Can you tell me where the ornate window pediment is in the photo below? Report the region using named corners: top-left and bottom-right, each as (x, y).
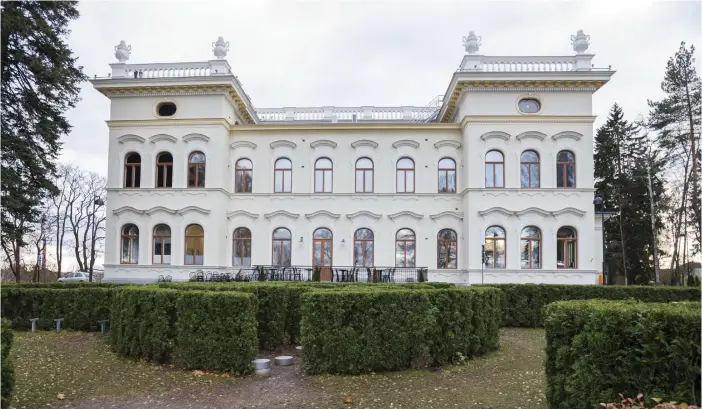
top-left (515, 131), bottom-right (546, 141)
top-left (230, 141), bottom-right (257, 150)
top-left (226, 210), bottom-right (259, 220)
top-left (264, 210), bottom-right (300, 220)
top-left (346, 210), bottom-right (382, 220)
top-left (429, 211), bottom-right (463, 221)
top-left (270, 140), bottom-right (297, 149)
top-left (182, 133), bottom-right (210, 143)
top-left (434, 140), bottom-right (462, 149)
top-left (388, 211), bottom-right (423, 221)
top-left (310, 140), bottom-right (338, 150)
top-left (149, 134), bottom-right (177, 144)
top-left (351, 140), bottom-right (379, 149)
top-left (305, 210), bottom-right (341, 220)
top-left (552, 131), bottom-right (583, 141)
top-left (480, 131), bottom-right (511, 141)
top-left (117, 134), bottom-right (145, 144)
top-left (392, 140), bottom-right (420, 149)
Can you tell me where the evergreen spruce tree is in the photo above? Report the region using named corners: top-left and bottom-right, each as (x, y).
top-left (0, 1), bottom-right (86, 281)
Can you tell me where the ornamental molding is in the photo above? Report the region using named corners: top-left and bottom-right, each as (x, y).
top-left (149, 134), bottom-right (177, 144)
top-left (515, 207), bottom-right (551, 217)
top-left (392, 140), bottom-right (420, 149)
top-left (112, 206), bottom-right (143, 215)
top-left (516, 131), bottom-right (546, 141)
top-left (462, 116), bottom-right (596, 126)
top-left (226, 210), bottom-right (259, 220)
top-left (429, 211), bottom-right (464, 221)
top-left (178, 206), bottom-right (210, 215)
top-left (463, 87), bottom-right (597, 92)
top-left (480, 131), bottom-right (511, 141)
top-left (551, 207), bottom-right (586, 217)
top-left (478, 206), bottom-right (586, 218)
top-left (182, 133), bottom-right (210, 143)
top-left (552, 131), bottom-right (583, 141)
top-left (117, 134), bottom-right (145, 144)
top-left (270, 140), bottom-right (297, 150)
top-left (346, 210), bottom-right (382, 220)
top-left (351, 139), bottom-right (379, 149)
top-left (230, 140), bottom-right (257, 150)
top-left (304, 210), bottom-right (341, 220)
top-left (264, 210), bottom-right (299, 220)
top-left (310, 140), bottom-right (338, 150)
top-left (387, 211), bottom-right (424, 221)
top-left (434, 140), bottom-right (462, 149)
top-left (144, 206), bottom-right (178, 215)
top-left (478, 207), bottom-right (515, 217)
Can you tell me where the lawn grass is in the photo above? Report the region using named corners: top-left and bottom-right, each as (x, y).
top-left (10, 328), bottom-right (546, 408)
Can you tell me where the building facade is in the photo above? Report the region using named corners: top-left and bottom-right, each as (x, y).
top-left (92, 31), bottom-right (614, 284)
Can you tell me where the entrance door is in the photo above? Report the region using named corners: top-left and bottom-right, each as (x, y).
top-left (313, 228), bottom-right (333, 281)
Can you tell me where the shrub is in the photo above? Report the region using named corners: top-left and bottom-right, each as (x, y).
top-left (1, 287), bottom-right (115, 331)
top-left (544, 300), bottom-right (701, 409)
top-left (173, 291), bottom-right (257, 374)
top-left (603, 394), bottom-right (700, 409)
top-left (479, 284), bottom-right (700, 327)
top-left (1, 282), bottom-right (127, 289)
top-left (1, 319), bottom-right (14, 409)
top-left (300, 286), bottom-right (503, 374)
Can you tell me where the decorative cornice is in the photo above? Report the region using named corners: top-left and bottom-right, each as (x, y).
top-left (304, 210), bottom-right (341, 220)
top-left (144, 206), bottom-right (178, 215)
top-left (270, 140), bottom-right (297, 149)
top-left (429, 211), bottom-right (464, 221)
top-left (233, 123), bottom-right (460, 133)
top-left (515, 207), bottom-right (551, 217)
top-left (387, 211), bottom-right (424, 221)
top-left (149, 134), bottom-right (177, 144)
top-left (392, 140), bottom-right (420, 149)
top-left (479, 206), bottom-right (586, 218)
top-left (516, 131), bottom-right (547, 141)
top-left (182, 133), bottom-right (210, 143)
top-left (478, 207), bottom-right (516, 217)
top-left (264, 210), bottom-right (300, 220)
top-left (351, 139), bottom-right (379, 149)
top-left (117, 134), bottom-right (145, 144)
top-left (480, 131), bottom-right (511, 141)
top-left (346, 210), bottom-right (382, 221)
top-left (310, 140), bottom-right (338, 150)
top-left (434, 140), bottom-right (462, 149)
top-left (552, 131), bottom-right (583, 141)
top-left (107, 118), bottom-right (231, 130)
top-left (230, 141), bottom-right (257, 150)
top-left (461, 116), bottom-right (596, 127)
top-left (178, 206), bottom-right (210, 215)
top-left (552, 207), bottom-right (586, 217)
top-left (112, 206), bottom-right (144, 215)
top-left (226, 210), bottom-right (259, 220)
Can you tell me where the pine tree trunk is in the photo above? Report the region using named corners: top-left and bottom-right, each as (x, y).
top-left (645, 149), bottom-right (660, 283)
top-left (683, 79), bottom-right (700, 240)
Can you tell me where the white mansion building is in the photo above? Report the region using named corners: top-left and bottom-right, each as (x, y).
top-left (92, 31), bottom-right (614, 284)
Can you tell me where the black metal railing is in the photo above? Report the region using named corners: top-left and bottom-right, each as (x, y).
top-left (187, 266), bottom-right (428, 283)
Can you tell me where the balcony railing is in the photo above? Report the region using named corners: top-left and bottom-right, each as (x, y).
top-left (458, 55), bottom-right (611, 73)
top-left (187, 265), bottom-right (429, 283)
top-left (255, 106), bottom-right (439, 123)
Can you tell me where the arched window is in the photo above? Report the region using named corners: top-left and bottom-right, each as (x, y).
top-left (152, 224), bottom-right (171, 265)
top-left (353, 228), bottom-right (374, 267)
top-left (520, 150), bottom-right (540, 188)
top-left (184, 224), bottom-right (204, 265)
top-left (395, 228), bottom-right (416, 267)
top-left (313, 228), bottom-right (333, 267)
top-left (485, 150), bottom-right (504, 188)
top-left (396, 158), bottom-right (415, 193)
top-left (314, 158), bottom-right (333, 193)
top-left (235, 159), bottom-right (253, 193)
top-left (272, 228), bottom-right (292, 266)
top-left (557, 150), bottom-right (576, 188)
top-left (437, 229), bottom-right (457, 269)
top-left (520, 226), bottom-right (541, 269)
top-left (274, 158), bottom-right (292, 193)
top-left (355, 158), bottom-right (374, 193)
top-left (124, 153), bottom-right (141, 188)
top-left (187, 151), bottom-right (206, 188)
top-left (557, 227), bottom-right (577, 269)
top-left (438, 158), bottom-right (456, 193)
top-left (155, 152), bottom-right (173, 188)
top-left (484, 226), bottom-right (506, 268)
top-left (232, 227), bottom-right (251, 266)
top-left (120, 224), bottom-right (139, 264)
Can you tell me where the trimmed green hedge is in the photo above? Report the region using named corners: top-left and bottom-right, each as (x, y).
top-left (544, 300), bottom-right (701, 408)
top-left (1, 319), bottom-right (14, 409)
top-left (110, 287), bottom-right (258, 373)
top-left (300, 287), bottom-right (503, 374)
top-left (1, 287), bottom-right (115, 331)
top-left (479, 284), bottom-right (700, 327)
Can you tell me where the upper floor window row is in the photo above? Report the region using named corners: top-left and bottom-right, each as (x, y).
top-left (485, 149), bottom-right (576, 188)
top-left (124, 151), bottom-right (206, 188)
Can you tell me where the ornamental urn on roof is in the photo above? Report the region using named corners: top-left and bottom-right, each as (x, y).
top-left (462, 31), bottom-right (481, 54)
top-left (212, 36), bottom-right (230, 59)
top-left (114, 40), bottom-right (131, 63)
top-left (570, 29), bottom-right (590, 54)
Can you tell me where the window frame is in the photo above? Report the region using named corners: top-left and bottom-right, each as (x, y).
top-left (232, 227), bottom-right (252, 266)
top-left (272, 227), bottom-right (292, 266)
top-left (520, 150), bottom-right (540, 188)
top-left (484, 226), bottom-right (506, 269)
top-left (437, 229), bottom-right (458, 269)
top-left (184, 224), bottom-right (204, 265)
top-left (520, 226), bottom-right (541, 269)
top-left (438, 157), bottom-right (457, 193)
top-left (557, 227), bottom-right (578, 269)
top-left (234, 158), bottom-right (253, 193)
top-left (314, 158), bottom-right (333, 193)
top-left (120, 224), bottom-right (139, 264)
top-left (152, 224), bottom-right (171, 265)
top-left (556, 150), bottom-right (576, 188)
top-left (123, 152), bottom-right (141, 188)
top-left (485, 150), bottom-right (505, 188)
top-left (274, 158), bottom-right (293, 193)
top-left (155, 152), bottom-right (173, 188)
top-left (353, 228), bottom-right (374, 267)
top-left (312, 228), bottom-right (333, 266)
top-left (187, 151), bottom-right (206, 188)
top-left (355, 157), bottom-right (374, 193)
top-left (395, 228), bottom-right (416, 267)
top-left (396, 157), bottom-right (415, 193)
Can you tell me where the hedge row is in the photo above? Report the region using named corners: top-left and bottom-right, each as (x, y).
top-left (1, 287), bottom-right (115, 331)
top-left (1, 319), bottom-right (14, 409)
top-left (300, 286), bottom-right (502, 374)
top-left (544, 300), bottom-right (701, 408)
top-left (479, 284), bottom-right (700, 327)
top-left (110, 287), bottom-right (257, 373)
top-left (2, 282), bottom-right (128, 289)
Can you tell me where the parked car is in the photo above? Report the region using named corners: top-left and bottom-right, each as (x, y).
top-left (57, 272), bottom-right (90, 283)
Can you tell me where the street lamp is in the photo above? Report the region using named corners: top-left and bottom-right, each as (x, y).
top-left (593, 193), bottom-right (607, 284)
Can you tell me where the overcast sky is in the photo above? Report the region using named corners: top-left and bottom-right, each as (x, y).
top-left (62, 0), bottom-right (702, 177)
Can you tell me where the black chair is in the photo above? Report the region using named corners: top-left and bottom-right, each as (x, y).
top-left (292, 267), bottom-right (302, 281)
top-left (196, 270), bottom-right (204, 282)
top-left (165, 275), bottom-right (172, 282)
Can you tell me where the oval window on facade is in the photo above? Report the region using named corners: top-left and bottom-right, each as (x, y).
top-left (517, 98), bottom-right (541, 114)
top-left (156, 102), bottom-right (177, 117)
